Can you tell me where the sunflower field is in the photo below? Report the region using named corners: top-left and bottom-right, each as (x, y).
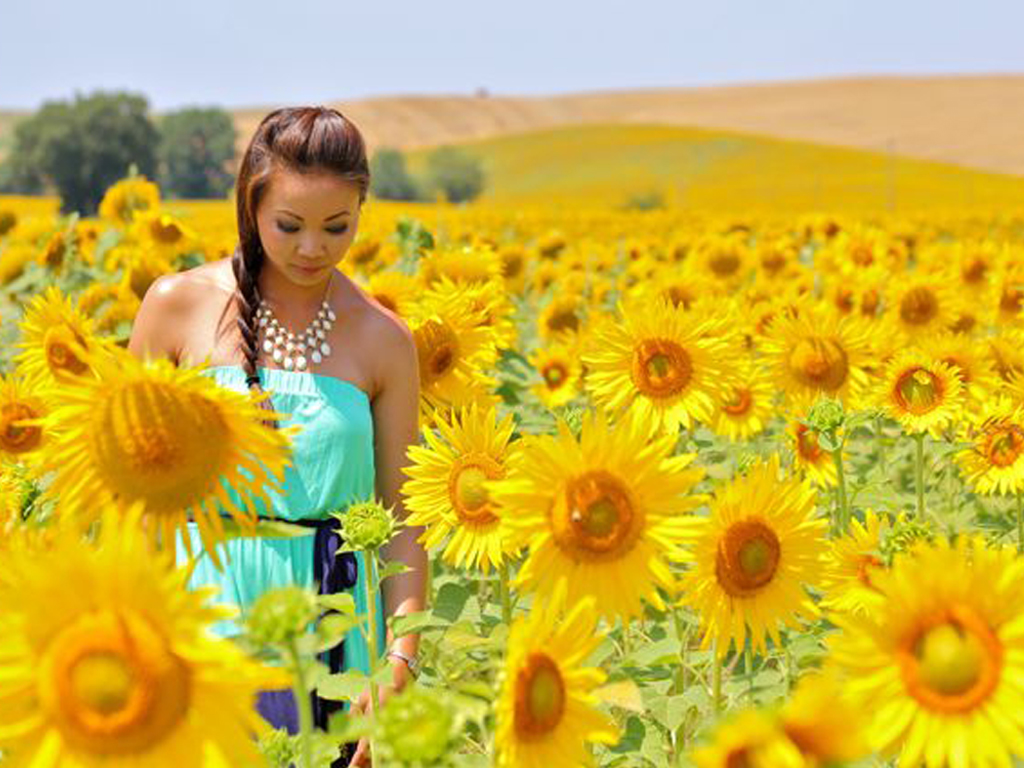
top-left (4, 172), bottom-right (1024, 768)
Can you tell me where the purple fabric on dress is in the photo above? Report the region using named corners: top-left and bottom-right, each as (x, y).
top-left (254, 517), bottom-right (359, 766)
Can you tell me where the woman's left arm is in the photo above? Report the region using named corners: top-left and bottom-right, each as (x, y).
top-left (370, 314), bottom-right (426, 688)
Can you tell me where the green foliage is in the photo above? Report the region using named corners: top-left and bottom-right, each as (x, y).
top-left (156, 106), bottom-right (236, 199)
top-left (0, 90), bottom-right (159, 215)
top-left (423, 146), bottom-right (485, 203)
top-left (370, 147), bottom-right (423, 201)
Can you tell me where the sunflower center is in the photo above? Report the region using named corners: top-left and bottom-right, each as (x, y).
top-left (546, 308), bottom-right (579, 334)
top-left (709, 251), bottom-right (741, 277)
top-left (722, 388), bottom-right (753, 416)
top-left (91, 380), bottom-right (230, 512)
top-left (448, 453), bottom-right (503, 526)
top-left (0, 401), bottom-right (43, 454)
top-left (900, 287), bottom-right (939, 326)
top-left (856, 554), bottom-right (884, 589)
top-left (788, 337), bottom-right (849, 392)
top-left (1001, 286), bottom-right (1023, 315)
top-left (894, 368), bottom-right (943, 415)
top-left (665, 286), bottom-right (695, 309)
top-left (901, 606), bottom-right (1002, 713)
top-left (553, 470), bottom-right (642, 562)
top-left (962, 258), bottom-right (988, 283)
top-left (414, 320), bottom-right (460, 385)
top-left (44, 324), bottom-right (91, 378)
top-left (715, 519), bottom-right (781, 597)
top-left (514, 653), bottom-right (565, 738)
top-left (724, 749), bottom-right (754, 768)
top-left (795, 424), bottom-right (825, 462)
top-left (985, 426), bottom-right (1024, 468)
top-left (40, 610), bottom-right (190, 755)
top-left (631, 339), bottom-right (693, 398)
top-left (542, 362), bottom-right (567, 389)
top-left (150, 218), bottom-right (183, 244)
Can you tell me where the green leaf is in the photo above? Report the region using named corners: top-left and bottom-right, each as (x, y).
top-left (623, 637), bottom-right (680, 667)
top-left (389, 610), bottom-right (444, 636)
top-left (377, 560), bottom-right (411, 581)
top-left (317, 670), bottom-right (368, 703)
top-left (594, 679), bottom-right (644, 713)
top-left (316, 613), bottom-right (363, 651)
top-left (317, 593), bottom-right (356, 615)
top-left (219, 518), bottom-right (316, 540)
top-left (433, 582), bottom-right (471, 624)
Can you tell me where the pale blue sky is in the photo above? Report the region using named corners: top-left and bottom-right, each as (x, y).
top-left (0, 0), bottom-right (1019, 110)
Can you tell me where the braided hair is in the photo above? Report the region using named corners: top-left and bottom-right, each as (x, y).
top-left (231, 106), bottom-right (370, 428)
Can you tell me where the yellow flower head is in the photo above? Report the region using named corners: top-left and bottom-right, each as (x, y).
top-left (877, 349), bottom-right (964, 436)
top-left (956, 397), bottom-right (1024, 496)
top-left (98, 175), bottom-right (161, 226)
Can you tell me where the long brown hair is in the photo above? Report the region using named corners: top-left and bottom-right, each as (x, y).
top-left (231, 107), bottom-right (370, 427)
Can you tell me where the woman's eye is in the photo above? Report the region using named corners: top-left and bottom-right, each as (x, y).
top-left (277, 222), bottom-right (299, 233)
top-left (327, 226), bottom-right (349, 235)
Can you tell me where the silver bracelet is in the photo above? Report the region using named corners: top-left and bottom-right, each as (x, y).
top-left (387, 649), bottom-right (420, 677)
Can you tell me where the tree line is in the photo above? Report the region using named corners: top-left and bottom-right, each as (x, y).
top-left (0, 90), bottom-right (485, 216)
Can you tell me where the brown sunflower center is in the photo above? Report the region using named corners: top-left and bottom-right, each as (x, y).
top-left (665, 285), bottom-right (696, 309)
top-left (709, 250), bottom-right (741, 277)
top-left (631, 339), bottom-right (693, 398)
top-left (542, 362), bottom-right (568, 390)
top-left (795, 424), bottom-right (825, 462)
top-left (788, 337), bottom-right (849, 392)
top-left (1000, 286), bottom-right (1023, 316)
top-left (894, 368), bottom-right (944, 415)
top-left (984, 425), bottom-right (1024, 468)
top-left (0, 401), bottom-right (44, 454)
top-left (414, 319), bottom-right (459, 385)
top-left (900, 606), bottom-right (1002, 714)
top-left (40, 610), bottom-right (190, 755)
top-left (514, 652), bottom-right (565, 738)
top-left (553, 470), bottom-right (642, 562)
top-left (962, 257), bottom-right (988, 283)
top-left (860, 289), bottom-right (881, 317)
top-left (856, 554), bottom-right (885, 589)
top-left (44, 324), bottom-right (91, 379)
top-left (721, 388), bottom-right (753, 416)
top-left (448, 453), bottom-right (503, 526)
top-left (149, 217), bottom-right (183, 244)
top-left (715, 519), bottom-right (781, 597)
top-left (546, 308), bottom-right (580, 334)
top-left (900, 287), bottom-right (939, 326)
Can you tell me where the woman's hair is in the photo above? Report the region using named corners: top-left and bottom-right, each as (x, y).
top-left (230, 106), bottom-right (370, 428)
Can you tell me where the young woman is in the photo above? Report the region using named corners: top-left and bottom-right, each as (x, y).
top-left (128, 106), bottom-right (426, 768)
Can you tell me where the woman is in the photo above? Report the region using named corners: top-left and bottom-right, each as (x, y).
top-left (127, 106), bottom-right (426, 768)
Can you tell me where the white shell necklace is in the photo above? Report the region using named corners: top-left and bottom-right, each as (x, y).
top-left (255, 275), bottom-right (337, 372)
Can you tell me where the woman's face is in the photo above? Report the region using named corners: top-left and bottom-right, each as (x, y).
top-left (255, 167), bottom-right (363, 286)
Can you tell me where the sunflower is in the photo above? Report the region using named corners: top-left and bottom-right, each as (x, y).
top-left (956, 397), bottom-right (1024, 496)
top-left (709, 361), bottom-right (776, 441)
top-left (128, 209), bottom-right (198, 260)
top-left (763, 307), bottom-right (873, 409)
top-left (828, 535), bottom-right (1024, 768)
top-left (497, 244), bottom-right (529, 294)
top-left (494, 582), bottom-right (618, 768)
top-left (14, 286), bottom-right (112, 390)
top-left (690, 709), bottom-right (804, 768)
top-left (362, 270), bottom-right (421, 317)
top-left (921, 332), bottom-right (1000, 411)
top-left (423, 276), bottom-right (518, 351)
top-left (528, 343), bottom-right (582, 410)
top-left (401, 404), bottom-right (520, 573)
top-left (0, 370), bottom-right (54, 465)
top-left (778, 671), bottom-right (869, 765)
top-left (877, 349), bottom-right (964, 436)
top-left (820, 510), bottom-right (889, 616)
top-left (0, 504), bottom-right (285, 766)
top-left (789, 420), bottom-right (838, 488)
top-left (678, 455), bottom-right (827, 657)
top-left (583, 297), bottom-right (741, 435)
top-left (98, 174), bottom-right (161, 226)
top-left (35, 345), bottom-right (296, 568)
top-left (490, 409), bottom-right (706, 620)
top-left (537, 293), bottom-right (585, 343)
top-left (419, 243), bottom-right (503, 286)
top-left (885, 275), bottom-right (961, 340)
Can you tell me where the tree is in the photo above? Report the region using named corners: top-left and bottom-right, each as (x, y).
top-left (423, 146), bottom-right (485, 203)
top-left (157, 107), bottom-right (236, 199)
top-left (369, 148), bottom-right (421, 201)
top-left (0, 90), bottom-right (159, 215)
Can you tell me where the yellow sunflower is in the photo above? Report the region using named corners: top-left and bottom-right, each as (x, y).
top-left (35, 345), bottom-right (296, 568)
top-left (709, 361), bottom-right (776, 441)
top-left (763, 307), bottom-right (873, 409)
top-left (690, 709), bottom-right (804, 768)
top-left (583, 297), bottom-right (741, 435)
top-left (678, 455), bottom-right (827, 657)
top-left (779, 670), bottom-right (869, 765)
top-left (495, 582), bottom-right (618, 768)
top-left (419, 243), bottom-right (503, 286)
top-left (528, 343), bottom-right (583, 410)
top-left (490, 409), bottom-right (706, 620)
top-left (98, 174), bottom-right (161, 226)
top-left (885, 275), bottom-right (961, 340)
top-left (828, 535), bottom-right (1024, 768)
top-left (921, 332), bottom-right (1000, 411)
top-left (362, 270), bottom-right (421, 317)
top-left (820, 510), bottom-right (889, 616)
top-left (401, 404), bottom-right (520, 573)
top-left (877, 349), bottom-right (964, 436)
top-left (0, 370), bottom-right (54, 465)
top-left (956, 397), bottom-right (1024, 496)
top-left (789, 420), bottom-right (837, 488)
top-left (537, 293), bottom-right (585, 343)
top-left (0, 504), bottom-right (285, 766)
top-left (14, 285), bottom-right (113, 389)
top-left (423, 276), bottom-right (518, 351)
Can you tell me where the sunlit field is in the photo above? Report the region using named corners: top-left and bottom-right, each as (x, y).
top-left (4, 168), bottom-right (1024, 768)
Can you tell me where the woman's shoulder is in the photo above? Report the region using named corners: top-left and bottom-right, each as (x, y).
top-left (337, 273), bottom-right (417, 391)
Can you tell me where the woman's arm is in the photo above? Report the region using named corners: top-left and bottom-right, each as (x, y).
top-left (369, 313), bottom-right (426, 682)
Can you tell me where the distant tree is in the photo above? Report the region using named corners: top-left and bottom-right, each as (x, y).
top-left (0, 90), bottom-right (158, 215)
top-left (157, 107), bottom-right (236, 199)
top-left (369, 148), bottom-right (422, 201)
top-left (423, 146), bottom-right (485, 203)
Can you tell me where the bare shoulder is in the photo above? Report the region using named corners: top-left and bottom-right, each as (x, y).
top-left (342, 276), bottom-right (418, 390)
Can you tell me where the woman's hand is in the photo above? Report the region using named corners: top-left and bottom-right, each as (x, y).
top-left (345, 656), bottom-right (415, 767)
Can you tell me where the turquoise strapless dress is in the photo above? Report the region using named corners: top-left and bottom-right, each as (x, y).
top-left (174, 365), bottom-right (387, 690)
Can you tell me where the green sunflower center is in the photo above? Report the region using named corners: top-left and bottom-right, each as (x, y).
top-left (554, 470), bottom-right (642, 562)
top-left (722, 388), bottom-right (752, 416)
top-left (985, 425), bottom-right (1024, 468)
top-left (514, 652), bottom-right (566, 738)
top-left (716, 519), bottom-right (781, 597)
top-left (788, 337), bottom-right (849, 392)
top-left (900, 287), bottom-right (939, 326)
top-left (631, 339), bottom-right (693, 398)
top-left (542, 362), bottom-right (567, 389)
top-left (917, 624), bottom-right (985, 697)
top-left (448, 453), bottom-right (503, 526)
top-left (894, 368), bottom-right (943, 415)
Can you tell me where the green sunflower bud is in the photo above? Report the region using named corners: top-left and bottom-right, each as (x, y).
top-left (376, 684), bottom-right (456, 765)
top-left (246, 585), bottom-right (318, 647)
top-left (337, 499), bottom-right (399, 551)
top-left (807, 398), bottom-right (846, 435)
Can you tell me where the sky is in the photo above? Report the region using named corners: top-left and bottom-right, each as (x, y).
top-left (1, 0), bottom-right (1021, 111)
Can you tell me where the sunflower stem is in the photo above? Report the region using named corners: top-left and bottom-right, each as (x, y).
top-left (363, 548), bottom-right (381, 763)
top-left (498, 560), bottom-right (512, 625)
top-left (712, 641), bottom-right (723, 714)
top-left (914, 432), bottom-right (926, 521)
top-left (832, 446), bottom-right (849, 534)
top-left (745, 645), bottom-right (754, 702)
top-left (287, 640), bottom-right (314, 768)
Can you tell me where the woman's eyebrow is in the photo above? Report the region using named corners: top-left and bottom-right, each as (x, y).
top-left (276, 209), bottom-right (351, 221)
